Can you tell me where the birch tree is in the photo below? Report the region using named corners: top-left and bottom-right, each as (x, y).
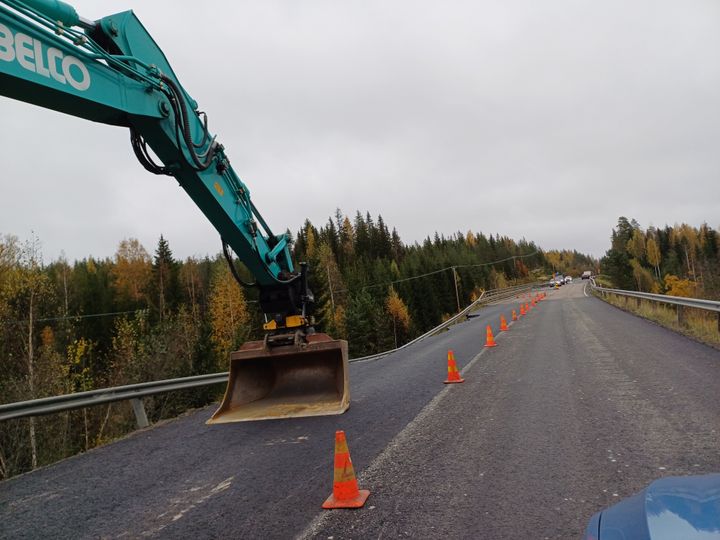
top-left (208, 266), bottom-right (250, 360)
top-left (8, 237), bottom-right (52, 469)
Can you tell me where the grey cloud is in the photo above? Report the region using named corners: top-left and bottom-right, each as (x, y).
top-left (1, 0), bottom-right (718, 261)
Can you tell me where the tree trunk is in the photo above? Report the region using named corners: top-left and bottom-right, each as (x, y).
top-left (0, 449), bottom-right (7, 479)
top-left (96, 404), bottom-right (112, 443)
top-left (393, 318), bottom-right (397, 349)
top-left (83, 409), bottom-right (89, 451)
top-left (27, 289), bottom-right (38, 470)
top-left (62, 411), bottom-right (70, 457)
top-left (159, 266), bottom-right (165, 321)
top-left (62, 263), bottom-right (69, 315)
top-left (684, 246), bottom-right (696, 280)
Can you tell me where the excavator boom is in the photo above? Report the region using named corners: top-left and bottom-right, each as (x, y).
top-left (0, 0), bottom-right (349, 422)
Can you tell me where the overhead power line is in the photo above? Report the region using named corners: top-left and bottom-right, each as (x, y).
top-left (4, 309), bottom-right (142, 325)
top-left (6, 252), bottom-right (538, 323)
top-left (333, 251), bottom-right (539, 294)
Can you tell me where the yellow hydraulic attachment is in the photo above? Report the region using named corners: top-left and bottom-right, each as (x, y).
top-left (207, 332), bottom-right (349, 423)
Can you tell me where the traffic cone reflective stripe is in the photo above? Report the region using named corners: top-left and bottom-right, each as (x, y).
top-left (444, 350), bottom-right (464, 383)
top-left (322, 431), bottom-right (370, 509)
top-left (512, 310), bottom-right (517, 321)
top-left (485, 325), bottom-right (497, 347)
top-left (500, 315), bottom-right (508, 332)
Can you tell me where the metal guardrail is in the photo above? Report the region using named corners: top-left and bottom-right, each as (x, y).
top-left (0, 281), bottom-right (541, 427)
top-left (350, 281), bottom-right (540, 363)
top-left (0, 373), bottom-right (229, 426)
top-left (591, 280), bottom-right (720, 329)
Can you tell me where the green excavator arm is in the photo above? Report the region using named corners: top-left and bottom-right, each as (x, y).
top-left (0, 0), bottom-right (349, 422)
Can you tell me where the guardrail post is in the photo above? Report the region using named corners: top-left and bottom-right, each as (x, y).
top-left (131, 398), bottom-right (149, 428)
top-left (677, 305), bottom-right (686, 327)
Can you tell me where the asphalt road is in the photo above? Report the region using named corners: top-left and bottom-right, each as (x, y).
top-left (2, 282), bottom-right (719, 539)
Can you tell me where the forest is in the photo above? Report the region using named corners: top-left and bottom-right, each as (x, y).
top-left (1, 210), bottom-right (553, 479)
top-left (600, 217), bottom-right (720, 299)
top-left (8, 211), bottom-right (714, 480)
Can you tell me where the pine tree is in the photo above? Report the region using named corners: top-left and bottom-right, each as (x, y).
top-left (150, 235), bottom-right (180, 320)
top-left (339, 216), bottom-right (354, 266)
top-left (354, 212), bottom-right (369, 258)
top-left (345, 290), bottom-right (377, 357)
top-left (375, 215), bottom-right (392, 259)
top-left (390, 228), bottom-right (404, 261)
top-left (601, 217), bottom-right (635, 289)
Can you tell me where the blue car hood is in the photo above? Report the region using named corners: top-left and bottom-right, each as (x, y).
top-left (585, 474), bottom-right (720, 540)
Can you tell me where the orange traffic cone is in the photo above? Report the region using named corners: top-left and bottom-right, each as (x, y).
top-left (500, 314), bottom-right (509, 332)
top-left (485, 325), bottom-right (497, 347)
top-left (444, 350), bottom-right (464, 384)
top-left (525, 302), bottom-right (530, 312)
top-left (322, 431), bottom-right (370, 509)
top-left (531, 299), bottom-right (537, 307)
top-left (511, 309), bottom-right (518, 322)
top-left (519, 304), bottom-right (526, 316)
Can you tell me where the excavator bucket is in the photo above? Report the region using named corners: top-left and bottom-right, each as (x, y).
top-left (207, 333), bottom-right (349, 423)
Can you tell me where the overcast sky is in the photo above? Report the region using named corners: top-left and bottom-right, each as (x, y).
top-left (1, 0), bottom-right (719, 263)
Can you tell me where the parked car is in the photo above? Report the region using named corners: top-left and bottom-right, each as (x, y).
top-left (584, 474), bottom-right (720, 539)
top-left (564, 276), bottom-right (572, 284)
top-left (581, 270), bottom-right (592, 280)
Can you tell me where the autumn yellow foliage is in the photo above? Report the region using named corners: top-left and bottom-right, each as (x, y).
top-left (209, 266), bottom-right (250, 358)
top-left (386, 286), bottom-right (410, 332)
top-left (112, 238), bottom-right (151, 303)
top-left (663, 275), bottom-right (695, 298)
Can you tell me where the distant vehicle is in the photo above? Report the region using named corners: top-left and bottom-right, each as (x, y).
top-left (564, 276), bottom-right (572, 284)
top-left (581, 270), bottom-right (592, 280)
top-left (556, 275), bottom-right (565, 285)
top-left (584, 474), bottom-right (720, 539)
